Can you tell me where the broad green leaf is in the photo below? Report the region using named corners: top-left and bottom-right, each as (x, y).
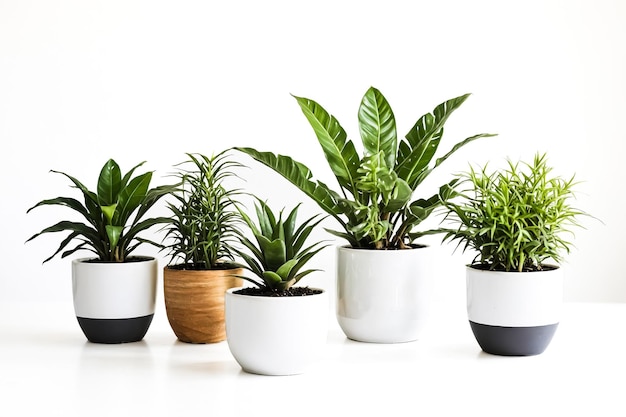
top-left (383, 178), bottom-right (412, 213)
top-left (293, 94), bottom-right (360, 194)
top-left (97, 159), bottom-right (122, 207)
top-left (234, 148), bottom-right (345, 227)
top-left (119, 161), bottom-right (147, 191)
top-left (106, 225), bottom-right (123, 253)
top-left (396, 94), bottom-right (471, 188)
top-left (257, 235), bottom-right (286, 271)
top-left (262, 270), bottom-right (283, 285)
top-left (358, 87), bottom-right (397, 169)
top-left (101, 204), bottom-right (116, 225)
top-left (115, 172), bottom-right (152, 225)
top-left (276, 259), bottom-right (298, 280)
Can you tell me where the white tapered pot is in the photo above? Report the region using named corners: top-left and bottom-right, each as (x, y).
top-left (72, 256), bottom-right (158, 344)
top-left (225, 288), bottom-right (328, 376)
top-left (336, 245), bottom-right (432, 343)
top-left (466, 265), bottom-right (563, 356)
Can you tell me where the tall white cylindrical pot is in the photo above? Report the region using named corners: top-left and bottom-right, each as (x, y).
top-left (466, 265), bottom-right (563, 356)
top-left (72, 256), bottom-right (158, 344)
top-left (336, 245), bottom-right (432, 343)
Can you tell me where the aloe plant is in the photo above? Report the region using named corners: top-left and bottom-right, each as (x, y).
top-left (441, 153), bottom-right (588, 272)
top-left (235, 87), bottom-right (496, 249)
top-left (234, 199), bottom-right (328, 292)
top-left (26, 159), bottom-right (174, 263)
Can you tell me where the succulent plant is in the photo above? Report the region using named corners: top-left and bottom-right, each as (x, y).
top-left (234, 199), bottom-right (328, 292)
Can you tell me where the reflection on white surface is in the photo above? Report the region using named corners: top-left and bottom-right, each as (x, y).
top-left (1, 302), bottom-right (624, 416)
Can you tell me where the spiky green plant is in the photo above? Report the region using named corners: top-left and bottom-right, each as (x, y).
top-left (235, 86), bottom-right (496, 250)
top-left (441, 153), bottom-right (588, 272)
top-left (234, 199), bottom-right (328, 292)
top-left (26, 159), bottom-right (174, 263)
top-left (161, 151), bottom-right (243, 269)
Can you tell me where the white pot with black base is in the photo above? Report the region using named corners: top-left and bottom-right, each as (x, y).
top-left (466, 265), bottom-right (563, 356)
top-left (72, 256), bottom-right (158, 344)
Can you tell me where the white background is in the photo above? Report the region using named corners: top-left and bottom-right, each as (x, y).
top-left (1, 0), bottom-right (624, 307)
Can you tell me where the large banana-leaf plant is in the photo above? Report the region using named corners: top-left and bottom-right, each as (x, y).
top-left (234, 199), bottom-right (329, 292)
top-left (235, 87), bottom-right (497, 249)
top-left (26, 159), bottom-right (175, 263)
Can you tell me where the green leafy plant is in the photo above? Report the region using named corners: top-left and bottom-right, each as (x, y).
top-left (161, 151), bottom-right (243, 270)
top-left (26, 159), bottom-right (174, 263)
top-left (234, 199), bottom-right (328, 292)
top-left (441, 153), bottom-right (588, 272)
top-left (235, 86), bottom-right (496, 249)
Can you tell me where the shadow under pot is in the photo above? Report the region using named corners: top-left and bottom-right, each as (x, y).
top-left (466, 265), bottom-right (563, 356)
top-left (72, 256), bottom-right (158, 344)
top-left (163, 264), bottom-right (243, 343)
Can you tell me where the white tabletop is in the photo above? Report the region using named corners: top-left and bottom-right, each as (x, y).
top-left (1, 301), bottom-right (624, 416)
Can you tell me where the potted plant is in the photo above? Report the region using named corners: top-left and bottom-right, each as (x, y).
top-left (234, 86), bottom-right (496, 343)
top-left (225, 199), bottom-right (329, 375)
top-left (161, 151), bottom-right (244, 344)
top-left (26, 159), bottom-right (174, 343)
top-left (441, 153), bottom-right (589, 355)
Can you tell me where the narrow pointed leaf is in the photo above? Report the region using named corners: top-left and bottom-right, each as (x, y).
top-left (116, 172), bottom-right (151, 225)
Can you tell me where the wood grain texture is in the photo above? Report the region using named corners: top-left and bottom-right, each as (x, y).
top-left (163, 266), bottom-right (243, 343)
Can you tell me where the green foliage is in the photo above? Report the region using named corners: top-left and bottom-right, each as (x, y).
top-left (235, 87), bottom-right (496, 249)
top-left (442, 153), bottom-right (588, 272)
top-left (161, 151), bottom-right (243, 269)
top-left (234, 199), bottom-right (328, 292)
top-left (26, 159), bottom-right (174, 263)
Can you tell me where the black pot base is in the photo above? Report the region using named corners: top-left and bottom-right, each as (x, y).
top-left (77, 315), bottom-right (154, 344)
top-left (469, 321), bottom-right (559, 356)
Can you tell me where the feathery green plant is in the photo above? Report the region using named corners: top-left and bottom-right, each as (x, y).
top-left (162, 151), bottom-right (243, 269)
top-left (235, 87), bottom-right (496, 249)
top-left (442, 153), bottom-right (587, 272)
top-left (26, 159), bottom-right (174, 263)
top-left (234, 199), bottom-right (328, 292)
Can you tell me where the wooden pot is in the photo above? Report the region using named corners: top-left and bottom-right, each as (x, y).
top-left (163, 265), bottom-right (243, 343)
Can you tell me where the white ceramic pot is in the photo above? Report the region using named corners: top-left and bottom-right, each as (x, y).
top-left (72, 256), bottom-right (158, 344)
top-left (225, 288), bottom-right (328, 376)
top-left (336, 245), bottom-right (432, 343)
top-left (466, 265), bottom-right (563, 356)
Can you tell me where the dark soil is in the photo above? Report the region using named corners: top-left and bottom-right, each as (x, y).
top-left (470, 263), bottom-right (559, 272)
top-left (83, 256), bottom-right (154, 263)
top-left (233, 287), bottom-right (323, 297)
top-left (166, 262), bottom-right (239, 271)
